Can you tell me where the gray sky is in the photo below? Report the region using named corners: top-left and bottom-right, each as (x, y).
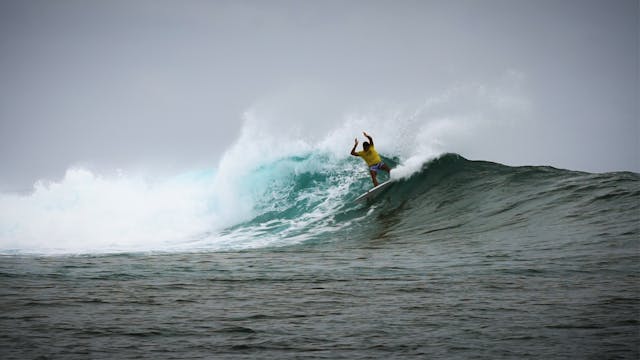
top-left (0, 0), bottom-right (638, 191)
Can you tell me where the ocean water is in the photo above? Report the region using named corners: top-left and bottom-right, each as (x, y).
top-left (1, 154), bottom-right (638, 359)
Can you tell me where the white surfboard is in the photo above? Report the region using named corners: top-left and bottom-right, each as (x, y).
top-left (354, 180), bottom-right (392, 203)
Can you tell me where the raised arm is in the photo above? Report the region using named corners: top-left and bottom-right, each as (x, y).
top-left (363, 131), bottom-right (373, 147)
top-left (351, 138), bottom-right (359, 156)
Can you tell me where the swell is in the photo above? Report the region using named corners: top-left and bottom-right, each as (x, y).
top-left (2, 151), bottom-right (636, 254)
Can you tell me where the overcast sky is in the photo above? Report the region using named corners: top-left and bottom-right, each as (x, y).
top-left (0, 0), bottom-right (637, 191)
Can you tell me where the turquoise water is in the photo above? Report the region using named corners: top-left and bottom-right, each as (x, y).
top-left (1, 154), bottom-right (638, 358)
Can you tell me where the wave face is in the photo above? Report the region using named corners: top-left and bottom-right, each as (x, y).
top-left (218, 152), bottom-right (640, 251)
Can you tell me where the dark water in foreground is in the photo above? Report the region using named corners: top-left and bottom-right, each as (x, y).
top-left (1, 155), bottom-right (638, 358)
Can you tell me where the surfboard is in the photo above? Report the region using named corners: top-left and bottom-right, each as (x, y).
top-left (354, 180), bottom-right (392, 203)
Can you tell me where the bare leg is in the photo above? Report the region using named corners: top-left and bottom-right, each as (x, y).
top-left (369, 170), bottom-right (379, 187)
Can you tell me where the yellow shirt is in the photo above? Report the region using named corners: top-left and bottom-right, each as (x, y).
top-left (356, 146), bottom-right (382, 166)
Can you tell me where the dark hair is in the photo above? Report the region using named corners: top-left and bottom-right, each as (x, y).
top-left (363, 141), bottom-right (370, 149)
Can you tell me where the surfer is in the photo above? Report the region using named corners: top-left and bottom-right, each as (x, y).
top-left (350, 131), bottom-right (391, 187)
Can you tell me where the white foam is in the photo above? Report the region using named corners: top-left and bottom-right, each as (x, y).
top-left (0, 168), bottom-right (218, 254)
top-left (0, 73), bottom-right (531, 254)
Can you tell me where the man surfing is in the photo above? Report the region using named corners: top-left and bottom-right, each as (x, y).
top-left (350, 131), bottom-right (391, 187)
